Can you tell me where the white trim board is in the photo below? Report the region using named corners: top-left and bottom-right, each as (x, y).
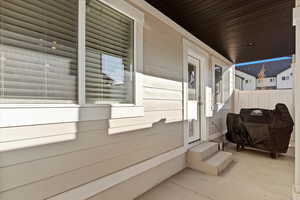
top-left (295, 185), bottom-right (300, 194)
top-left (294, 186), bottom-right (300, 200)
top-left (294, 193), bottom-right (300, 200)
top-left (0, 106), bottom-right (109, 128)
top-left (47, 146), bottom-right (186, 200)
top-left (183, 39), bottom-right (209, 144)
top-left (127, 0), bottom-right (232, 66)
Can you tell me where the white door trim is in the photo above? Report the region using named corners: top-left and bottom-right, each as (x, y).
top-left (186, 56), bottom-right (201, 143)
top-left (183, 38), bottom-right (209, 147)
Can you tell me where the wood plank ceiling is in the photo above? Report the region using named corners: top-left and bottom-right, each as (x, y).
top-left (145, 0), bottom-right (295, 63)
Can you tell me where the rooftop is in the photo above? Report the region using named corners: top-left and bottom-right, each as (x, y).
top-left (236, 58), bottom-right (292, 78)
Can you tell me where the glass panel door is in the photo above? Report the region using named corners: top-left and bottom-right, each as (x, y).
top-left (187, 56), bottom-right (201, 143)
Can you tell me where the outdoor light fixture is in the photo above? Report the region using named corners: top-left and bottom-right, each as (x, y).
top-left (248, 42), bottom-right (256, 47)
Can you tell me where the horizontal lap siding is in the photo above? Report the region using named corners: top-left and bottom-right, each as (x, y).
top-left (87, 155), bottom-right (186, 200)
top-left (0, 10), bottom-right (184, 200)
top-left (0, 122), bottom-right (183, 198)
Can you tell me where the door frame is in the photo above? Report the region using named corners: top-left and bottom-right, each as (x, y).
top-left (183, 38), bottom-right (209, 148)
top-left (186, 56), bottom-right (201, 143)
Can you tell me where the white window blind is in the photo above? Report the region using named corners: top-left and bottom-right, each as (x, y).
top-left (0, 0), bottom-right (78, 103)
top-left (86, 0), bottom-right (134, 104)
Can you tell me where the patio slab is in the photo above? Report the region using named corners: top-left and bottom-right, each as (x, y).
top-left (137, 144), bottom-right (294, 200)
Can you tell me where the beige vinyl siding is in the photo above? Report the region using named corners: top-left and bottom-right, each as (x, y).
top-left (0, 123), bottom-right (182, 195)
top-left (87, 154), bottom-right (186, 200)
top-left (0, 9), bottom-right (184, 200)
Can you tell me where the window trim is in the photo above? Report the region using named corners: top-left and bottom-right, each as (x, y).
top-left (212, 57), bottom-right (227, 110)
top-left (0, 0), bottom-right (144, 138)
top-left (82, 0), bottom-right (145, 110)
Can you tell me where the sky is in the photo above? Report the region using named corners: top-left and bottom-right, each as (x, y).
top-left (236, 56), bottom-right (292, 67)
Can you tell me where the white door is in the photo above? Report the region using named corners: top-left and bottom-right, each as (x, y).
top-left (187, 56), bottom-right (201, 143)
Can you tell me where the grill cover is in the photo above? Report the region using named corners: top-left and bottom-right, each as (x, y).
top-left (226, 104), bottom-right (294, 154)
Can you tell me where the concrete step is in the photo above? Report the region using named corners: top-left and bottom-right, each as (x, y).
top-left (187, 142), bottom-right (219, 161)
top-left (204, 151), bottom-right (233, 175)
top-left (187, 143), bottom-right (233, 176)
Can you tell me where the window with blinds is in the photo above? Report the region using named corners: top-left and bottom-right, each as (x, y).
top-left (86, 0), bottom-right (134, 104)
top-left (215, 65), bottom-right (223, 104)
top-left (0, 0), bottom-right (78, 103)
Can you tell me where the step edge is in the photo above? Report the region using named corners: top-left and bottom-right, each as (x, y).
top-left (205, 151), bottom-right (233, 166)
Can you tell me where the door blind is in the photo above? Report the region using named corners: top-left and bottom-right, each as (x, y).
top-left (0, 0), bottom-right (78, 103)
top-left (86, 0), bottom-right (134, 104)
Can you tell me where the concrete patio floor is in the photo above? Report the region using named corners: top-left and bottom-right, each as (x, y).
top-left (136, 144), bottom-right (294, 200)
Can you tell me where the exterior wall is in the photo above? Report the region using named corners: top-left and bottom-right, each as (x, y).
top-left (277, 68), bottom-right (293, 89)
top-left (256, 77), bottom-right (277, 89)
top-left (87, 154), bottom-right (186, 200)
top-left (0, 11), bottom-right (184, 200)
top-left (0, 1), bottom-right (233, 200)
top-left (235, 69), bottom-right (256, 90)
top-left (208, 63), bottom-right (235, 138)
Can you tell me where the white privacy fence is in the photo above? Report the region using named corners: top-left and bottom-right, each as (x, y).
top-left (234, 89), bottom-right (295, 146)
top-left (234, 89), bottom-right (294, 114)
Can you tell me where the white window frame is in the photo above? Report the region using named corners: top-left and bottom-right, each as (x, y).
top-left (80, 0), bottom-right (145, 116)
top-left (211, 57), bottom-right (227, 110)
top-left (0, 0), bottom-right (145, 151)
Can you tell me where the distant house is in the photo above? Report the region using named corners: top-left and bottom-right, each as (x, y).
top-left (277, 67), bottom-right (293, 89)
top-left (235, 70), bottom-right (256, 90)
top-left (235, 58), bottom-right (292, 90)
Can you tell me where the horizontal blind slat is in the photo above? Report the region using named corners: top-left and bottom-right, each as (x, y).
top-left (86, 50), bottom-right (130, 64)
top-left (89, 1), bottom-right (131, 26)
top-left (38, 0), bottom-right (78, 15)
top-left (1, 7), bottom-right (77, 38)
top-left (1, 15), bottom-right (76, 43)
top-left (4, 59), bottom-right (77, 74)
top-left (86, 12), bottom-right (130, 35)
top-left (2, 73), bottom-right (77, 87)
top-left (0, 0), bottom-right (78, 103)
top-left (2, 88), bottom-right (76, 98)
top-left (85, 0), bottom-right (134, 104)
top-left (86, 21), bottom-right (129, 42)
top-left (0, 30), bottom-right (77, 57)
top-left (2, 22), bottom-right (77, 50)
top-left (4, 0), bottom-right (77, 27)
